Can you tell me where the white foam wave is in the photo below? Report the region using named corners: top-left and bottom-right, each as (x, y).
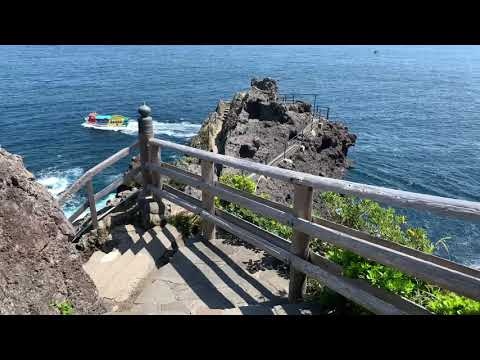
top-left (36, 167), bottom-right (118, 219)
top-left (36, 167), bottom-right (85, 218)
top-left (471, 260), bottom-right (480, 270)
top-left (37, 167), bottom-right (83, 197)
top-left (82, 120), bottom-right (200, 138)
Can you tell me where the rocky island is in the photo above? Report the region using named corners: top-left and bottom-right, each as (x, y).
top-left (180, 78), bottom-right (356, 208)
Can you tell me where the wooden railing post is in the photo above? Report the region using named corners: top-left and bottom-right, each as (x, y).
top-left (201, 159), bottom-right (216, 241)
top-left (150, 142), bottom-right (166, 216)
top-left (86, 179), bottom-right (98, 230)
top-left (138, 103), bottom-right (154, 195)
top-left (151, 143), bottom-right (162, 190)
top-left (288, 184), bottom-right (313, 303)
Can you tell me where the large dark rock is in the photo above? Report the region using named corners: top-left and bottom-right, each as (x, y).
top-left (0, 148), bottom-right (104, 314)
top-left (288, 101), bottom-right (312, 113)
top-left (239, 144), bottom-right (258, 158)
top-left (178, 78), bottom-right (357, 209)
top-left (256, 120), bottom-right (357, 207)
top-left (251, 78), bottom-right (279, 101)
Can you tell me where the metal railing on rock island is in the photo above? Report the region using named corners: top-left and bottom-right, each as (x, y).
top-left (59, 103), bottom-right (480, 315)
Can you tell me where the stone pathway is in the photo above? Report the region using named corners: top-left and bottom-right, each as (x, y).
top-left (83, 223), bottom-right (181, 309)
top-left (114, 237), bottom-right (323, 315)
top-left (83, 222), bottom-right (322, 315)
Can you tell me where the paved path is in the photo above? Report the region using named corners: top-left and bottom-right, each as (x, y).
top-left (83, 223), bottom-right (322, 315)
top-left (113, 237), bottom-right (322, 315)
top-left (83, 224), bottom-right (181, 308)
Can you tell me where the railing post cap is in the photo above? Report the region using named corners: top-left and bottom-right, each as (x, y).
top-left (138, 103), bottom-right (152, 118)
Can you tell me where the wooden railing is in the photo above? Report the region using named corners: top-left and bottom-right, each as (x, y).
top-left (61, 103), bottom-right (480, 315)
top-left (58, 142), bottom-right (140, 225)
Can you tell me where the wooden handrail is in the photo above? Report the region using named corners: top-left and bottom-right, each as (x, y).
top-left (63, 103), bottom-right (479, 313)
top-left (148, 161), bottom-right (480, 301)
top-left (63, 103), bottom-right (480, 314)
top-left (68, 167), bottom-right (141, 223)
top-left (149, 137), bottom-right (480, 222)
top-left (58, 141), bottom-right (139, 206)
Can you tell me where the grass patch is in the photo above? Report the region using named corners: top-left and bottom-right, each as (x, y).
top-left (51, 300), bottom-right (75, 315)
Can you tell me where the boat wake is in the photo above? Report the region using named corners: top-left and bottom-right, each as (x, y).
top-left (81, 119), bottom-right (201, 138)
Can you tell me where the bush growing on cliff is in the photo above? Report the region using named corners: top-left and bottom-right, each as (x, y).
top-left (51, 300), bottom-right (74, 315)
top-left (168, 212), bottom-right (201, 238)
top-left (216, 174), bottom-right (293, 240)
top-left (310, 192), bottom-right (480, 315)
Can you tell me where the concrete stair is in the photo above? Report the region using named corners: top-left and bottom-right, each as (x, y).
top-left (83, 224), bottom-right (182, 306)
top-left (221, 102), bottom-right (231, 119)
top-left (111, 238), bottom-right (320, 315)
top-left (194, 303), bottom-right (324, 315)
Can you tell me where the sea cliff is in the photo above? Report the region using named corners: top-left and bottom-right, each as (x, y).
top-left (179, 78), bottom-right (357, 207)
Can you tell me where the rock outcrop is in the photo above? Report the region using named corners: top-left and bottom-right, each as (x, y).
top-left (183, 78), bottom-right (356, 205)
top-left (0, 148), bottom-right (104, 314)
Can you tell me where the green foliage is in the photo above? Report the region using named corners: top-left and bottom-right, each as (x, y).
top-left (309, 192), bottom-right (480, 315)
top-left (216, 174), bottom-right (293, 240)
top-left (168, 212), bottom-right (201, 238)
top-left (320, 192), bottom-right (434, 253)
top-left (51, 300), bottom-right (74, 315)
top-left (426, 292), bottom-right (480, 315)
top-left (219, 173), bottom-right (257, 194)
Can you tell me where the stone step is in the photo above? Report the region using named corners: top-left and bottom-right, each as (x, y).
top-left (83, 249), bottom-right (137, 293)
top-left (84, 224), bottom-right (178, 305)
top-left (117, 238), bottom-right (291, 315)
top-left (192, 302), bottom-right (324, 315)
top-left (101, 248), bottom-right (158, 303)
top-left (100, 229), bottom-right (175, 303)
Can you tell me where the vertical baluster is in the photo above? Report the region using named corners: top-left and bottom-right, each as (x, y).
top-left (86, 179), bottom-right (98, 230)
top-left (288, 184), bottom-right (313, 303)
top-left (201, 159), bottom-right (216, 241)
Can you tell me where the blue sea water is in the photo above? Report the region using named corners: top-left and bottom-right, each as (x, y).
top-left (0, 45), bottom-right (479, 268)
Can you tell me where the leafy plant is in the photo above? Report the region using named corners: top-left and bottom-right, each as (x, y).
top-left (51, 300), bottom-right (74, 315)
top-left (426, 292), bottom-right (480, 315)
top-left (168, 212), bottom-right (201, 238)
top-left (218, 173), bottom-right (257, 194)
top-left (310, 192), bottom-right (480, 315)
top-left (216, 174), bottom-right (293, 240)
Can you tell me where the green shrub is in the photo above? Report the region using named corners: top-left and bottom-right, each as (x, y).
top-left (426, 292), bottom-right (480, 315)
top-left (311, 192), bottom-right (480, 315)
top-left (51, 300), bottom-right (74, 315)
top-left (168, 212), bottom-right (201, 238)
top-left (216, 174), bottom-right (293, 240)
top-left (218, 173), bottom-right (257, 194)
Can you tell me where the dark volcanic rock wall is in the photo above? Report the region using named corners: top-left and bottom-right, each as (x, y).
top-left (0, 148), bottom-right (104, 314)
top-left (256, 120), bottom-right (357, 207)
top-left (180, 78), bottom-right (356, 207)
top-left (217, 78), bottom-right (312, 166)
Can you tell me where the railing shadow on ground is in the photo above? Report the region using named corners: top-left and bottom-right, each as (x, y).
top-left (167, 254), bottom-right (237, 309)
top-left (105, 225), bottom-right (172, 267)
top-left (105, 223), bottom-right (284, 310)
top-left (189, 238), bottom-right (285, 301)
top-left (218, 233), bottom-right (290, 281)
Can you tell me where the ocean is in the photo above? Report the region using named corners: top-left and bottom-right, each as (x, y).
top-left (0, 45), bottom-right (479, 268)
